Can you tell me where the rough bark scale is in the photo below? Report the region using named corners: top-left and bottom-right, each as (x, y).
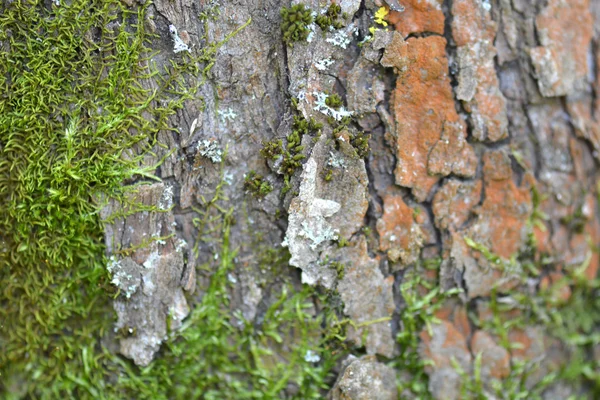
top-left (103, 0), bottom-right (600, 397)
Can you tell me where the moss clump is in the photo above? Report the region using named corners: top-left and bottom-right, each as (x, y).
top-left (315, 4), bottom-right (345, 32)
top-left (281, 4), bottom-right (314, 44)
top-left (325, 94), bottom-right (343, 109)
top-left (244, 171), bottom-right (273, 198)
top-left (260, 138), bottom-right (284, 160)
top-left (2, 216), bottom-right (345, 398)
top-left (463, 234), bottom-right (600, 397)
top-left (293, 115), bottom-right (323, 136)
top-left (260, 115), bottom-right (322, 196)
top-left (330, 261), bottom-right (345, 280)
top-left (0, 0), bottom-right (181, 387)
top-left (350, 131), bottom-right (371, 158)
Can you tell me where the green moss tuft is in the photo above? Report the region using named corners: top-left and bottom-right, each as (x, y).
top-left (315, 4), bottom-right (345, 32)
top-left (280, 4), bottom-right (314, 45)
top-left (261, 114), bottom-right (322, 197)
top-left (0, 0), bottom-right (188, 387)
top-left (330, 261), bottom-right (345, 280)
top-left (244, 171), bottom-right (273, 198)
top-left (350, 131), bottom-right (371, 158)
top-left (260, 139), bottom-right (284, 160)
top-left (0, 0), bottom-right (252, 396)
top-left (325, 94), bottom-right (343, 109)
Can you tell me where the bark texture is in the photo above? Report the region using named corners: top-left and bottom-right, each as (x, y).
top-left (102, 0), bottom-right (600, 398)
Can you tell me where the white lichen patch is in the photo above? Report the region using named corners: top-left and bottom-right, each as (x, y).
top-left (168, 24), bottom-right (191, 53)
top-left (175, 238), bottom-right (187, 253)
top-left (304, 349), bottom-right (321, 363)
top-left (327, 151), bottom-right (346, 169)
top-left (143, 250), bottom-right (160, 269)
top-left (283, 157), bottom-right (341, 287)
top-left (159, 184), bottom-right (173, 210)
top-left (326, 26), bottom-right (352, 49)
top-left (224, 171), bottom-right (234, 185)
top-left (315, 58), bottom-right (334, 71)
top-left (107, 256), bottom-right (140, 299)
top-left (142, 272), bottom-right (156, 296)
top-left (312, 91), bottom-right (353, 121)
top-left (298, 90), bottom-right (307, 104)
top-left (197, 139), bottom-right (223, 163)
top-left (307, 12), bottom-right (318, 43)
top-left (218, 107), bottom-right (237, 123)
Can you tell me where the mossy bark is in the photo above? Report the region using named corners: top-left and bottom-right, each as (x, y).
top-left (2, 0), bottom-right (600, 398)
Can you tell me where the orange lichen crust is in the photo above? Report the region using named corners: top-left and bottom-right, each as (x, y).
top-left (386, 0), bottom-right (444, 37)
top-left (384, 33), bottom-right (476, 201)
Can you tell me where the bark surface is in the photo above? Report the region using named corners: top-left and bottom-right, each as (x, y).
top-left (6, 0), bottom-right (600, 398)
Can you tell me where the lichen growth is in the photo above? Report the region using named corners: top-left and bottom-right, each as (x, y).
top-left (315, 57), bottom-right (335, 71)
top-left (196, 139), bottom-right (224, 164)
top-left (325, 27), bottom-right (352, 49)
top-left (313, 91), bottom-right (353, 121)
top-left (169, 24), bottom-right (191, 53)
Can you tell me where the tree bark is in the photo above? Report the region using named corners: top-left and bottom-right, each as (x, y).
top-left (4, 0), bottom-right (600, 398)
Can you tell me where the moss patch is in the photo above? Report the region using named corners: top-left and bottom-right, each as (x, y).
top-left (244, 170), bottom-right (273, 198)
top-left (315, 4), bottom-right (345, 32)
top-left (0, 0), bottom-right (259, 396)
top-left (391, 267), bottom-right (462, 397)
top-left (0, 0), bottom-right (181, 388)
top-left (260, 114), bottom-right (322, 196)
top-left (280, 4), bottom-right (313, 45)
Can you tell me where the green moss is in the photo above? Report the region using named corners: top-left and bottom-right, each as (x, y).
top-left (560, 206), bottom-right (586, 233)
top-left (323, 168), bottom-right (334, 182)
top-left (0, 0), bottom-right (258, 396)
top-left (315, 4), bottom-right (344, 32)
top-left (280, 4), bottom-right (313, 45)
top-left (261, 115), bottom-right (321, 197)
top-left (244, 171), bottom-right (273, 198)
top-left (109, 221), bottom-right (342, 399)
top-left (3, 215), bottom-right (345, 398)
top-left (463, 232), bottom-right (600, 397)
top-left (336, 237), bottom-right (349, 248)
top-left (391, 269), bottom-right (462, 397)
top-left (330, 261), bottom-right (345, 280)
top-left (350, 131), bottom-right (371, 158)
top-left (325, 94), bottom-right (343, 109)
top-left (0, 0), bottom-right (187, 388)
top-left (293, 115), bottom-right (323, 136)
top-left (260, 139), bottom-right (284, 160)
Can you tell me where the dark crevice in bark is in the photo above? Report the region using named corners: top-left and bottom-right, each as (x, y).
top-left (592, 39), bottom-right (599, 121)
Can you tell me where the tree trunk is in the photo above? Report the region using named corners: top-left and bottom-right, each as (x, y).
top-left (2, 0), bottom-right (600, 398)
